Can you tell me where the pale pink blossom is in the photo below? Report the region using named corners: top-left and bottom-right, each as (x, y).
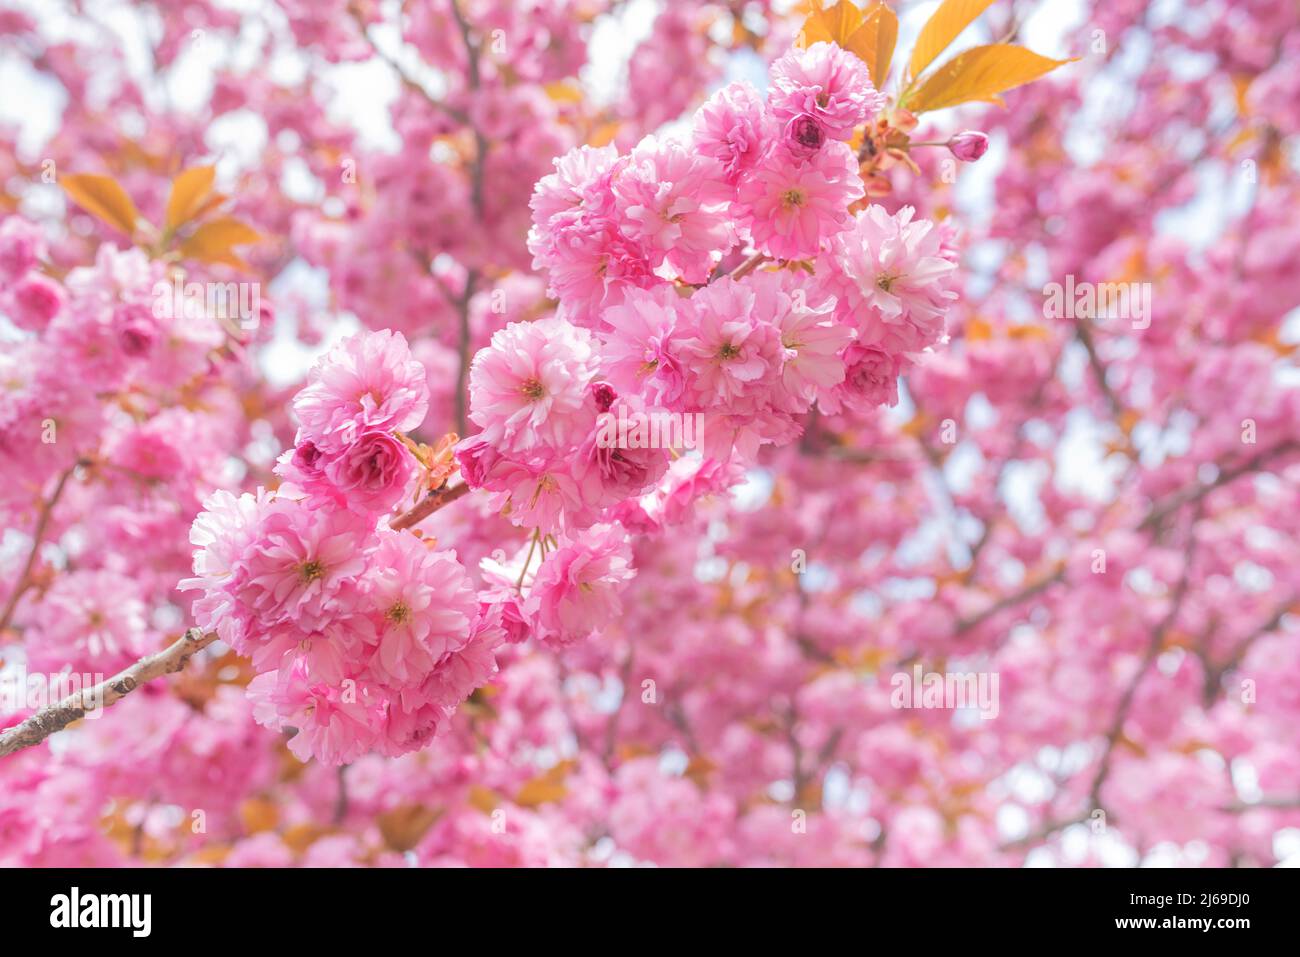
top-left (359, 533), bottom-right (478, 687)
top-left (600, 284), bottom-right (690, 406)
top-left (524, 523), bottom-right (634, 646)
top-left (692, 82), bottom-right (774, 185)
top-left (612, 135), bottom-right (735, 283)
top-left (229, 501), bottom-right (372, 634)
top-left (823, 205), bottom-right (958, 354)
top-left (468, 315), bottom-right (598, 454)
top-left (679, 277), bottom-right (781, 404)
top-left (736, 140), bottom-right (863, 261)
top-left (293, 330), bottom-right (429, 452)
top-left (769, 42), bottom-right (885, 140)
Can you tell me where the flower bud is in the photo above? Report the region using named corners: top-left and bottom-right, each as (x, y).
top-left (948, 130), bottom-right (989, 162)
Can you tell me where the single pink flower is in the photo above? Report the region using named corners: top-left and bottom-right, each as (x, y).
top-left (468, 314), bottom-right (598, 454)
top-left (524, 523), bottom-right (634, 646)
top-left (769, 42), bottom-right (885, 141)
top-left (692, 82), bottom-right (775, 185)
top-left (322, 429), bottom-right (416, 515)
top-left (293, 329), bottom-right (429, 452)
top-left (735, 141), bottom-right (863, 260)
top-left (359, 532), bottom-right (477, 687)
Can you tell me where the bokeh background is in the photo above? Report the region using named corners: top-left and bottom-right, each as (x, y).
top-left (1, 0), bottom-right (1298, 866)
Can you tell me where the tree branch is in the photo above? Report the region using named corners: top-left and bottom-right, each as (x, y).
top-left (0, 461), bottom-right (84, 635)
top-left (389, 480), bottom-right (471, 531)
top-left (1140, 441), bottom-right (1298, 533)
top-left (0, 628), bottom-right (218, 759)
top-left (1, 478), bottom-right (470, 758)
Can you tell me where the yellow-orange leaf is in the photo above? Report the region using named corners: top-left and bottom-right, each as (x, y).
top-left (514, 760), bottom-right (575, 807)
top-left (179, 217), bottom-right (261, 269)
top-left (909, 0), bottom-right (996, 79)
top-left (908, 44), bottom-right (1077, 113)
top-left (848, 3), bottom-right (898, 88)
top-left (467, 786), bottom-right (500, 814)
top-left (543, 80), bottom-right (583, 103)
top-left (587, 120), bottom-right (621, 148)
top-left (376, 804), bottom-right (440, 852)
top-left (799, 2), bottom-right (898, 88)
top-left (238, 798), bottom-right (278, 834)
top-left (798, 0), bottom-right (865, 48)
top-left (60, 173), bottom-right (139, 237)
top-left (166, 165), bottom-right (216, 230)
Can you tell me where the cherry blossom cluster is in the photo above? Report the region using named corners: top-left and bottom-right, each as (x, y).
top-left (6, 0), bottom-right (1299, 870)
top-left (464, 41), bottom-right (957, 537)
top-left (182, 331), bottom-right (502, 764)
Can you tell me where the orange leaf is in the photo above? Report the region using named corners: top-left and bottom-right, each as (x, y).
top-left (847, 2), bottom-right (898, 88)
top-left (376, 804), bottom-right (441, 852)
top-left (60, 173), bottom-right (139, 237)
top-left (908, 44), bottom-right (1077, 113)
top-left (909, 0), bottom-right (996, 79)
top-left (798, 0), bottom-right (865, 48)
top-left (239, 798), bottom-right (278, 834)
top-left (799, 2), bottom-right (898, 89)
top-left (587, 120), bottom-right (621, 148)
top-left (467, 785), bottom-right (500, 814)
top-left (165, 165), bottom-right (216, 231)
top-left (543, 80), bottom-right (583, 104)
top-left (178, 217), bottom-right (261, 269)
top-left (514, 760), bottom-right (575, 807)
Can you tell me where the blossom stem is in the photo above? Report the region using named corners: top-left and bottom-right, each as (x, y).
top-left (516, 528), bottom-right (540, 591)
top-left (728, 252), bottom-right (769, 281)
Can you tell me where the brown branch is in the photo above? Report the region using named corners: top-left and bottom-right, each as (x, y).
top-left (1220, 795), bottom-right (1300, 813)
top-left (728, 252), bottom-right (768, 281)
top-left (347, 5), bottom-right (471, 126)
top-left (1139, 441), bottom-right (1298, 532)
top-left (955, 566), bottom-right (1066, 634)
top-left (1201, 595), bottom-right (1296, 706)
top-left (389, 481), bottom-right (471, 531)
top-left (454, 271), bottom-right (477, 436)
top-left (999, 811), bottom-right (1090, 852)
top-left (1085, 525), bottom-right (1198, 812)
top-left (1072, 314), bottom-right (1125, 419)
top-left (334, 763), bottom-right (350, 824)
top-left (0, 628), bottom-right (218, 759)
top-left (0, 461), bottom-right (84, 635)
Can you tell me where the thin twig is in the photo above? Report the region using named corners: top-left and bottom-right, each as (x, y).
top-left (0, 461), bottom-right (85, 635)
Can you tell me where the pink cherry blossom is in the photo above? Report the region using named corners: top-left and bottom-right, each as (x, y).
top-left (823, 204), bottom-right (959, 355)
top-left (692, 82), bottom-right (775, 186)
top-left (611, 135), bottom-right (735, 284)
top-left (293, 330), bottom-right (429, 452)
top-left (467, 314), bottom-right (598, 454)
top-left (769, 41), bottom-right (885, 141)
top-left (360, 533), bottom-right (477, 687)
top-left (736, 140), bottom-right (864, 261)
top-left (524, 523), bottom-right (634, 646)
